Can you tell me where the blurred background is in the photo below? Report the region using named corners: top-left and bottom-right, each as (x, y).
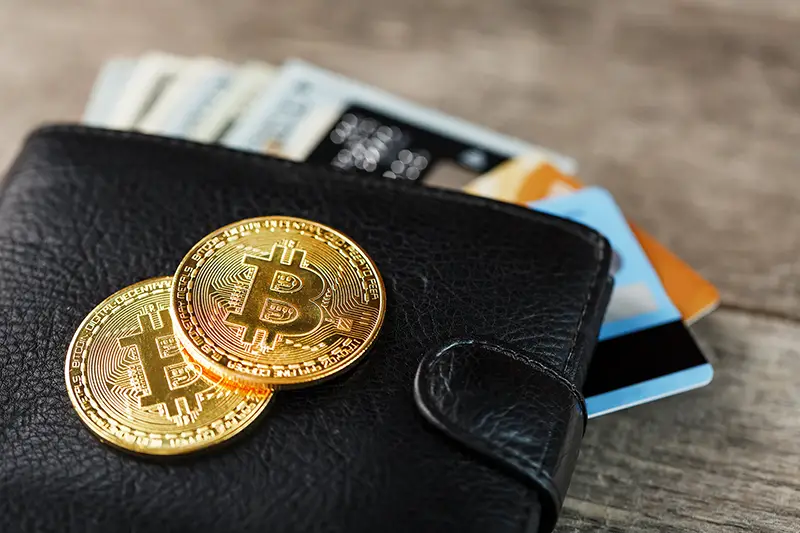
top-left (1, 1), bottom-right (798, 318)
top-left (1, 1), bottom-right (799, 531)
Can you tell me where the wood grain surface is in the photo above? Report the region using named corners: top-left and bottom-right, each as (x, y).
top-left (1, 1), bottom-right (798, 531)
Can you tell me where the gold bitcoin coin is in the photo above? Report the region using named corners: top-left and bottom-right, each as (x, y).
top-left (65, 277), bottom-right (271, 455)
top-left (170, 216), bottom-right (385, 390)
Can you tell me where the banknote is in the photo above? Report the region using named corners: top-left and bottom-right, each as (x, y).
top-left (221, 60), bottom-right (575, 181)
top-left (136, 57), bottom-right (235, 137)
top-left (188, 62), bottom-right (277, 143)
top-left (103, 52), bottom-right (186, 130)
top-left (82, 58), bottom-right (137, 126)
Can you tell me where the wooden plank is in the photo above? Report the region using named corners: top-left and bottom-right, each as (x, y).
top-left (560, 309), bottom-right (800, 532)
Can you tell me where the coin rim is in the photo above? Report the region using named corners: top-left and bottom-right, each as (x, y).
top-left (169, 216), bottom-right (386, 390)
top-left (64, 276), bottom-right (272, 456)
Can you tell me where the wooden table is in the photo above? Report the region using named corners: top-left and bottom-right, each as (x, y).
top-left (2, 1), bottom-right (798, 530)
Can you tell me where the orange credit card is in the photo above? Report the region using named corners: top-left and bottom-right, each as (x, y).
top-left (464, 156), bottom-right (719, 324)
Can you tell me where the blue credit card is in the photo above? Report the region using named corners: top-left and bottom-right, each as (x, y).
top-left (532, 188), bottom-right (713, 417)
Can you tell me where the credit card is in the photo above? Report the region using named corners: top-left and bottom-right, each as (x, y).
top-left (532, 188), bottom-right (713, 417)
top-left (221, 60), bottom-right (576, 180)
top-left (465, 157), bottom-right (720, 324)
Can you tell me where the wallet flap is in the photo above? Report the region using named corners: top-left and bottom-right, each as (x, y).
top-left (415, 339), bottom-right (586, 533)
top-left (0, 125), bottom-right (613, 533)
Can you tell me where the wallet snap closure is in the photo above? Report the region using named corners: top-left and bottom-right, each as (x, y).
top-left (414, 339), bottom-right (586, 533)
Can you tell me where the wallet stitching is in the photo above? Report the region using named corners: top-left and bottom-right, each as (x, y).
top-left (457, 341), bottom-right (566, 490)
top-left (562, 243), bottom-right (606, 376)
top-left (456, 339), bottom-right (581, 503)
top-left (416, 338), bottom-right (585, 511)
top-left (414, 374), bottom-right (569, 504)
top-left (413, 381), bottom-right (558, 527)
top-left (442, 339), bottom-right (586, 418)
top-left (29, 124), bottom-right (607, 249)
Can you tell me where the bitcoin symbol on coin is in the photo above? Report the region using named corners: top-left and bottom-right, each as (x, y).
top-left (225, 244), bottom-right (325, 351)
top-left (171, 217), bottom-right (385, 389)
top-left (66, 278), bottom-right (271, 455)
top-left (119, 308), bottom-right (207, 418)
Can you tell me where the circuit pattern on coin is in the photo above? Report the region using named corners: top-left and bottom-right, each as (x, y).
top-left (65, 277), bottom-right (270, 455)
top-left (170, 216), bottom-right (385, 389)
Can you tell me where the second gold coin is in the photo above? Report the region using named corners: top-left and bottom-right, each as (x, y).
top-left (66, 277), bottom-right (271, 455)
top-left (171, 216), bottom-right (386, 390)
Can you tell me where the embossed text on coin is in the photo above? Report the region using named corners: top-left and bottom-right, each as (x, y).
top-left (65, 277), bottom-right (271, 455)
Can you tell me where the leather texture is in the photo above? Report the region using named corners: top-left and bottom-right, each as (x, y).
top-left (0, 126), bottom-right (612, 533)
top-left (415, 339), bottom-right (595, 533)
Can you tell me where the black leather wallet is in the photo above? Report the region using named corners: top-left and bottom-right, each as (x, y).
top-left (0, 126), bottom-right (612, 533)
